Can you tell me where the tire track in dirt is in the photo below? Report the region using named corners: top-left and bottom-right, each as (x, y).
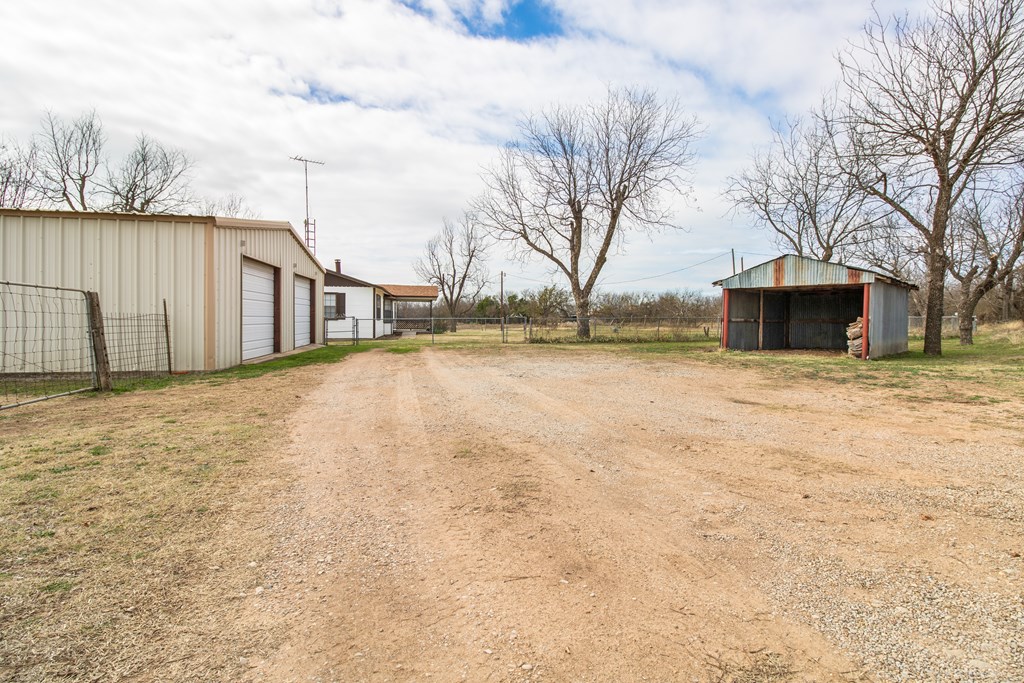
top-left (247, 347), bottom-right (1024, 683)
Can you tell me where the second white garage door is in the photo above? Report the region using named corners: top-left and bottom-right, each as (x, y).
top-left (242, 259), bottom-right (276, 361)
top-left (294, 276), bottom-right (312, 347)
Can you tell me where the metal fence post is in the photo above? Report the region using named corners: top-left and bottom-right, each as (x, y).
top-left (162, 299), bottom-right (173, 373)
top-left (85, 291), bottom-right (113, 391)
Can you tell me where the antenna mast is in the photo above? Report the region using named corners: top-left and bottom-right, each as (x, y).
top-left (290, 155), bottom-right (325, 254)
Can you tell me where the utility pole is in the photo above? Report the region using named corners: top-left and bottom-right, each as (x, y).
top-left (500, 270), bottom-right (506, 344)
top-left (290, 156), bottom-right (325, 254)
top-left (731, 249), bottom-right (736, 275)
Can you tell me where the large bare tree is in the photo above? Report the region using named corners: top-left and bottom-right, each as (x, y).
top-left (946, 179), bottom-right (1024, 343)
top-left (34, 110), bottom-right (105, 211)
top-left (0, 137), bottom-right (38, 208)
top-left (475, 87), bottom-right (700, 338)
top-left (727, 108), bottom-right (880, 262)
top-left (103, 133), bottom-right (194, 213)
top-left (413, 212), bottom-right (490, 331)
top-left (837, 0), bottom-right (1024, 355)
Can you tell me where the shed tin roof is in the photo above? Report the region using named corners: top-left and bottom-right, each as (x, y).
top-left (713, 254), bottom-right (916, 290)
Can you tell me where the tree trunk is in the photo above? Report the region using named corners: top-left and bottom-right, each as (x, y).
top-left (957, 311), bottom-right (974, 345)
top-left (575, 297), bottom-right (591, 340)
top-left (922, 248), bottom-right (948, 356)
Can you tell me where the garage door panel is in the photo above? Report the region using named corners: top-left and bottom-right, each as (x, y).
top-left (242, 260), bottom-right (276, 360)
top-left (294, 276), bottom-right (312, 348)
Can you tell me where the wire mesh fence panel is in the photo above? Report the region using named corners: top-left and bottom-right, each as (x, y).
top-left (908, 315), bottom-right (976, 338)
top-left (527, 317), bottom-right (722, 343)
top-left (103, 312), bottom-right (172, 389)
top-left (0, 281), bottom-right (96, 409)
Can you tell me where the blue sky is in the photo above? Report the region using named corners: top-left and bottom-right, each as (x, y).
top-left (0, 0), bottom-right (929, 294)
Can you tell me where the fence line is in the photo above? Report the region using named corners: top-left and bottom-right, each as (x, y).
top-left (1, 282), bottom-right (173, 409)
top-left (325, 315), bottom-right (721, 344)
top-left (907, 315), bottom-right (976, 338)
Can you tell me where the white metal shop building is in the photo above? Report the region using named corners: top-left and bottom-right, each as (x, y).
top-left (0, 209), bottom-right (325, 371)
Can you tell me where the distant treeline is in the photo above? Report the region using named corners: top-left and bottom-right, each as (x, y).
top-left (396, 286), bottom-right (721, 320)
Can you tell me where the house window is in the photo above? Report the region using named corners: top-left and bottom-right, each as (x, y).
top-left (376, 294), bottom-right (382, 320)
top-left (384, 300), bottom-right (393, 322)
top-left (325, 293), bottom-right (346, 319)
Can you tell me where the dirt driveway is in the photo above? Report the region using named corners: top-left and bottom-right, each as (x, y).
top-left (241, 347), bottom-right (1024, 682)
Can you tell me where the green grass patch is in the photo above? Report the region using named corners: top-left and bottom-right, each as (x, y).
top-left (88, 445), bottom-right (111, 457)
top-left (619, 326), bottom-right (1024, 401)
top-left (40, 580), bottom-right (73, 593)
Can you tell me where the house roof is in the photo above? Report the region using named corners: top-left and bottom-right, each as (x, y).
top-left (379, 284), bottom-right (438, 300)
top-left (713, 254), bottom-right (917, 290)
top-left (324, 270), bottom-right (438, 300)
top-left (324, 271), bottom-right (377, 288)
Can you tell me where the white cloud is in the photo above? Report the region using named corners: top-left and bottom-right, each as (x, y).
top-left (0, 0), bottom-right (931, 293)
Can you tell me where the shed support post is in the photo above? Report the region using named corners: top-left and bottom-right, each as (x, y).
top-left (758, 289), bottom-right (764, 350)
top-left (861, 284), bottom-right (871, 360)
top-left (721, 290), bottom-right (730, 349)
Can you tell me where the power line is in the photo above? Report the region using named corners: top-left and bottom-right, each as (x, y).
top-left (500, 250), bottom-right (753, 290)
top-left (597, 251), bottom-right (732, 286)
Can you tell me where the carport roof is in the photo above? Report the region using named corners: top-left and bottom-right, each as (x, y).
top-left (712, 254), bottom-right (917, 290)
top-left (379, 284), bottom-right (438, 301)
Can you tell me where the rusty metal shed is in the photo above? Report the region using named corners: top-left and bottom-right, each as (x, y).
top-left (713, 254), bottom-right (916, 359)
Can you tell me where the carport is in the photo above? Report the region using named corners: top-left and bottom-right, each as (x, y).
top-left (713, 255), bottom-right (917, 359)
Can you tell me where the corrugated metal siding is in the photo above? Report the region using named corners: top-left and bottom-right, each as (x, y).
top-left (726, 290), bottom-right (759, 350)
top-left (869, 282), bottom-right (909, 358)
top-left (789, 290), bottom-right (862, 349)
top-left (729, 322), bottom-right (759, 350)
top-left (729, 290), bottom-right (760, 319)
top-left (721, 254), bottom-right (879, 289)
top-left (213, 224), bottom-right (324, 369)
top-left (0, 212), bottom-right (207, 370)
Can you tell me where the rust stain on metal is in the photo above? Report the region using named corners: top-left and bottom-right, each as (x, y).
top-left (848, 269), bottom-right (863, 284)
top-left (773, 259), bottom-right (785, 287)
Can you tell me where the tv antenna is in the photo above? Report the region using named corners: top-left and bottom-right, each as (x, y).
top-left (290, 156), bottom-right (325, 254)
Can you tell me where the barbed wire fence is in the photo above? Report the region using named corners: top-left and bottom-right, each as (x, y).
top-left (1, 281), bottom-right (172, 410)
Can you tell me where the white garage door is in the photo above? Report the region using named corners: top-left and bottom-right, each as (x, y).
top-left (242, 259), bottom-right (275, 360)
top-left (294, 275), bottom-right (312, 348)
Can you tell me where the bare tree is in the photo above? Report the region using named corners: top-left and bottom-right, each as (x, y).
top-left (727, 108), bottom-right (880, 262)
top-left (0, 136), bottom-right (38, 208)
top-left (413, 212), bottom-right (490, 331)
top-left (34, 110), bottom-right (105, 211)
top-left (947, 180), bottom-right (1024, 343)
top-left (475, 87), bottom-right (700, 338)
top-left (103, 134), bottom-right (194, 213)
top-left (196, 193), bottom-right (262, 219)
top-left (837, 0), bottom-right (1024, 355)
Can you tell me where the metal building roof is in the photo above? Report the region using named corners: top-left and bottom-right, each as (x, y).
top-left (712, 254), bottom-right (916, 290)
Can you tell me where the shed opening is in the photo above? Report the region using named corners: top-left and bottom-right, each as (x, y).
top-left (725, 287), bottom-right (863, 352)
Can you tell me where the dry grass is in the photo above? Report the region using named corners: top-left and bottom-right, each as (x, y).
top-left (985, 319), bottom-right (1024, 345)
top-left (0, 368), bottom-right (317, 682)
top-left (705, 650), bottom-right (798, 683)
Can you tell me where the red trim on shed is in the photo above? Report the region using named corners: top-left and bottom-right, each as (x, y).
top-left (722, 289), bottom-right (730, 349)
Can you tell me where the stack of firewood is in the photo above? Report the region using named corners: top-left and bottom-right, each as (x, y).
top-left (847, 317), bottom-right (864, 357)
